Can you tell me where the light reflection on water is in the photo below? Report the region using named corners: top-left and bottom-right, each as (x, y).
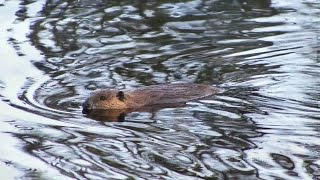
top-left (0, 0), bottom-right (320, 179)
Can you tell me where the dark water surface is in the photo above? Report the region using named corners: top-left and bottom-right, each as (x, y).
top-left (1, 0), bottom-right (320, 179)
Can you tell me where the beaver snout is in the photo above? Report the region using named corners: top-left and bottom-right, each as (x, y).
top-left (82, 99), bottom-right (91, 114)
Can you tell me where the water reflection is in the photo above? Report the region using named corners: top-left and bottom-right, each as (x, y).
top-left (84, 102), bottom-right (190, 122)
top-left (0, 0), bottom-right (320, 179)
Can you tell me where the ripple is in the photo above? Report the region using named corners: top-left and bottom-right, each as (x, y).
top-left (1, 0), bottom-right (320, 179)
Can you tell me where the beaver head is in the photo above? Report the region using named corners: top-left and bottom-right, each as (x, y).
top-left (82, 89), bottom-right (127, 114)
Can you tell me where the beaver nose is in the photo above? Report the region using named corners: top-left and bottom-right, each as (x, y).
top-left (82, 100), bottom-right (91, 114)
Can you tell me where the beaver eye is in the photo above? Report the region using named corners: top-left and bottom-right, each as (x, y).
top-left (100, 95), bottom-right (107, 101)
top-left (116, 91), bottom-right (125, 101)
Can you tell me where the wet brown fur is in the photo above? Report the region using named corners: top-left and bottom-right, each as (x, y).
top-left (82, 83), bottom-right (218, 112)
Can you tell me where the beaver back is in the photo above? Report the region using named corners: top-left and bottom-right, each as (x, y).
top-left (130, 84), bottom-right (218, 105)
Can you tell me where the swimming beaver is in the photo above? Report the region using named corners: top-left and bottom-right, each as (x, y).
top-left (82, 83), bottom-right (218, 114)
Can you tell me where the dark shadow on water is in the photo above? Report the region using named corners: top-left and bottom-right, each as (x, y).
top-left (84, 103), bottom-right (188, 122)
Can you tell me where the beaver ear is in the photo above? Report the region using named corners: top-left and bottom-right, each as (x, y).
top-left (116, 91), bottom-right (125, 101)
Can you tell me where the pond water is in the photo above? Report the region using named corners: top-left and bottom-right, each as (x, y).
top-left (0, 0), bottom-right (320, 179)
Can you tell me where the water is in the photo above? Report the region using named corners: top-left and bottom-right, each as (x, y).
top-left (0, 0), bottom-right (319, 179)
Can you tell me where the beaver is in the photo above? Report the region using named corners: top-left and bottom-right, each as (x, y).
top-left (82, 83), bottom-right (219, 114)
